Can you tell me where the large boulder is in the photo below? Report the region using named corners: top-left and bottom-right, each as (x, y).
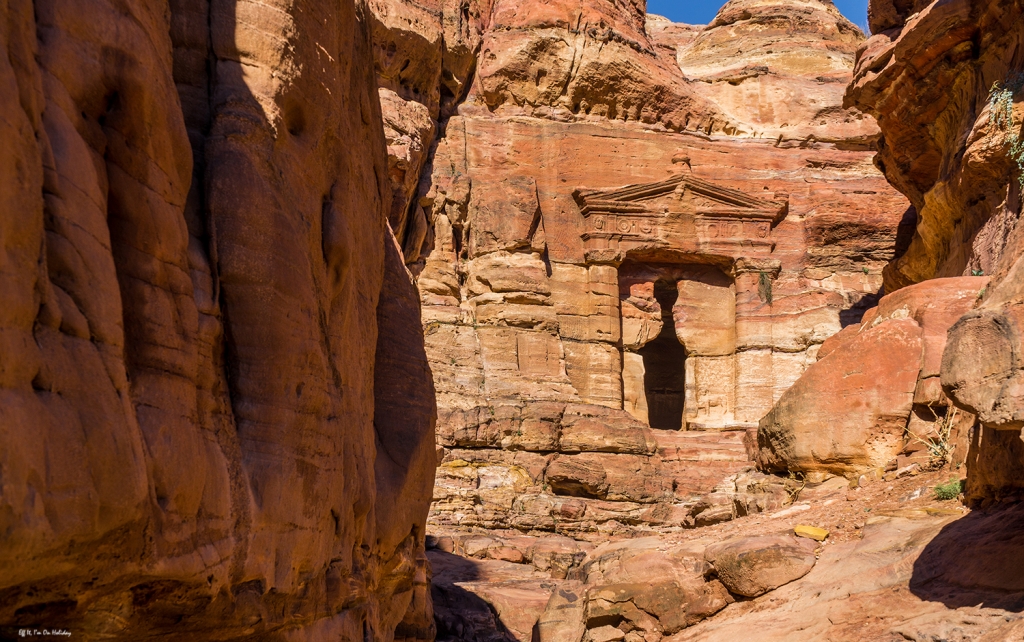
top-left (758, 317), bottom-right (922, 474)
top-left (758, 277), bottom-right (987, 475)
top-left (942, 302), bottom-right (1024, 430)
top-left (942, 265), bottom-right (1024, 503)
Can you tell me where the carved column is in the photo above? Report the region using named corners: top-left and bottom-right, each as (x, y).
top-left (562, 251), bottom-right (624, 409)
top-left (733, 258), bottom-right (782, 425)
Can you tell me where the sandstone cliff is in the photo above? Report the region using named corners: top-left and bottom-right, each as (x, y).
top-left (836, 0), bottom-right (1024, 503)
top-left (378, 0), bottom-right (1024, 639)
top-left (0, 0), bottom-right (435, 638)
top-left (366, 0), bottom-right (910, 535)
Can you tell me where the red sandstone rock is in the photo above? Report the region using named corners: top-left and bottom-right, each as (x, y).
top-left (470, 0), bottom-right (720, 133)
top-left (846, 0), bottom-right (1024, 291)
top-left (673, 509), bottom-right (1024, 641)
top-left (705, 534), bottom-right (818, 597)
top-left (675, 0), bottom-right (874, 142)
top-left (847, 0), bottom-right (1024, 501)
top-left (759, 318), bottom-right (923, 474)
top-left (0, 0), bottom-right (434, 637)
top-left (943, 304), bottom-right (1024, 430)
top-left (759, 277), bottom-right (989, 475)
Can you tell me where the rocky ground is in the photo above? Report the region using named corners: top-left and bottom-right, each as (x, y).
top-left (428, 463), bottom-right (1024, 642)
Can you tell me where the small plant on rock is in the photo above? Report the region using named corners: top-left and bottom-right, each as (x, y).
top-left (988, 71), bottom-right (1024, 190)
top-left (906, 407), bottom-right (959, 470)
top-left (934, 478), bottom-right (963, 501)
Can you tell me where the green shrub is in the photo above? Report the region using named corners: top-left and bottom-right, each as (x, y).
top-left (934, 478), bottom-right (963, 501)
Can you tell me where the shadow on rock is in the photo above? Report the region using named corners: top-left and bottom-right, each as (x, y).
top-left (429, 550), bottom-right (520, 642)
top-left (910, 503), bottom-right (1024, 611)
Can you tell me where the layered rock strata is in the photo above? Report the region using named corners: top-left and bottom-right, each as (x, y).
top-left (842, 0), bottom-right (1024, 502)
top-left (0, 0), bottom-right (435, 638)
top-left (386, 0), bottom-right (910, 532)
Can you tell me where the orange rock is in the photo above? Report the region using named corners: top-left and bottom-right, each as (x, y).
top-left (706, 534), bottom-right (818, 597)
top-left (0, 0), bottom-right (435, 636)
top-left (760, 277), bottom-right (989, 476)
top-left (794, 525), bottom-right (830, 541)
top-left (759, 318), bottom-right (923, 474)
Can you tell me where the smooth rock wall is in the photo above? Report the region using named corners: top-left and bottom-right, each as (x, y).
top-left (0, 0), bottom-right (436, 638)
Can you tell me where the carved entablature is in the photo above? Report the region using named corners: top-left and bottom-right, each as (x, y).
top-left (573, 175), bottom-right (789, 262)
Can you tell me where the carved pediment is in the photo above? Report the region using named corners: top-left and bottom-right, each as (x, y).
top-left (572, 174), bottom-right (790, 262)
top-left (573, 175), bottom-right (788, 223)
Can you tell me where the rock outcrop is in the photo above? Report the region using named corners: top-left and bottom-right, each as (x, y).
top-left (427, 468), bottom-right (1024, 641)
top-left (373, 0), bottom-right (912, 534)
top-left (412, 0), bottom-right (1024, 637)
top-left (674, 0), bottom-right (875, 142)
top-left (846, 0), bottom-right (1024, 291)
top-left (0, 0), bottom-right (435, 637)
top-left (758, 277), bottom-right (986, 475)
top-left (704, 534), bottom-right (818, 598)
top-left (845, 0), bottom-right (1024, 503)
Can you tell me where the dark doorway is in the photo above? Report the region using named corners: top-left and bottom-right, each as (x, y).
top-left (638, 280), bottom-right (687, 430)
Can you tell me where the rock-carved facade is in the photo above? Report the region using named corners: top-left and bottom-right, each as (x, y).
top-left (573, 175), bottom-right (791, 431)
top-left (403, 0), bottom-right (908, 534)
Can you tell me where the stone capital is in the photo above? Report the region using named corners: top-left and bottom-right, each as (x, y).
top-left (584, 248), bottom-right (625, 266)
top-left (734, 258), bottom-right (782, 277)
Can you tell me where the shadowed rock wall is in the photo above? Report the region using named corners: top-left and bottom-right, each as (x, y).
top-left (0, 0), bottom-right (436, 638)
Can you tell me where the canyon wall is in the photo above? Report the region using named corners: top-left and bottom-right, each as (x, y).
top-left (858, 0), bottom-right (1024, 504)
top-left (366, 0), bottom-right (912, 535)
top-left (759, 0), bottom-right (1024, 504)
top-left (0, 0), bottom-right (435, 638)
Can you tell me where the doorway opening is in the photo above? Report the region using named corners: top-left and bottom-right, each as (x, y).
top-left (638, 279), bottom-right (687, 430)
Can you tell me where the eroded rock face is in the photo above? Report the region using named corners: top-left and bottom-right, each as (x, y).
top-left (675, 0), bottom-right (875, 142)
top-left (368, 0), bottom-right (486, 258)
top-left (0, 0), bottom-right (435, 637)
top-left (846, 0), bottom-right (1024, 502)
top-left (394, 0), bottom-right (911, 535)
top-left (846, 0), bottom-right (1024, 291)
top-left (758, 277), bottom-right (986, 475)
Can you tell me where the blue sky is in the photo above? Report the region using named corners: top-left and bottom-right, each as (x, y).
top-left (647, 0), bottom-right (869, 31)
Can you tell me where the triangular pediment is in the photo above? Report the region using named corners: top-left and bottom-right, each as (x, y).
top-left (573, 174), bottom-right (788, 224)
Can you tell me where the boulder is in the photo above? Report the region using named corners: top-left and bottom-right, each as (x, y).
top-left (942, 304), bottom-right (1024, 430)
top-left (863, 277), bottom-right (988, 379)
top-left (758, 318), bottom-right (923, 474)
top-left (759, 277), bottom-right (987, 475)
top-left (705, 535), bottom-right (818, 597)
